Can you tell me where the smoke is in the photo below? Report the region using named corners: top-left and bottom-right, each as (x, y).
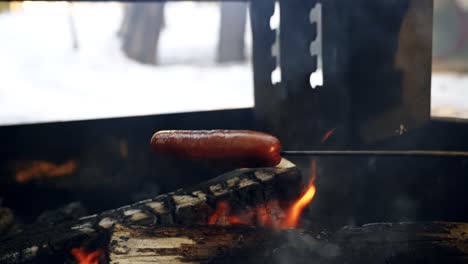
top-left (271, 230), bottom-right (341, 264)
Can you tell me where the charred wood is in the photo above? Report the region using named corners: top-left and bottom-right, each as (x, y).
top-left (110, 222), bottom-right (468, 264)
top-left (36, 202), bottom-right (88, 226)
top-left (0, 206), bottom-right (14, 235)
top-left (0, 160), bottom-right (301, 263)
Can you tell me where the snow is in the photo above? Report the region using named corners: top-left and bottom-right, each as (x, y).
top-left (0, 2), bottom-right (254, 125)
top-left (0, 2), bottom-right (467, 125)
top-left (432, 73), bottom-right (468, 119)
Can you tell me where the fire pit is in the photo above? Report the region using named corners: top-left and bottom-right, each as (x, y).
top-left (1, 157), bottom-right (468, 263)
top-left (2, 0), bottom-right (468, 263)
top-left (0, 160), bottom-right (305, 262)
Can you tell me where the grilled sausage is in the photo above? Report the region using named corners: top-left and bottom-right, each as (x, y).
top-left (150, 130), bottom-right (282, 167)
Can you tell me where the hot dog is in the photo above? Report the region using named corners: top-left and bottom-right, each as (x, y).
top-left (150, 130), bottom-right (282, 167)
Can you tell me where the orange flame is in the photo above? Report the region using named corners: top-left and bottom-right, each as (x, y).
top-left (15, 160), bottom-right (77, 183)
top-left (208, 161), bottom-right (317, 229)
top-left (321, 128), bottom-right (335, 143)
top-left (280, 159), bottom-right (317, 228)
top-left (70, 247), bottom-right (103, 264)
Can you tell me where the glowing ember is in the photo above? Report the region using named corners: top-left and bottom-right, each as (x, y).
top-left (15, 160), bottom-right (77, 183)
top-left (208, 161), bottom-right (317, 229)
top-left (207, 200), bottom-right (231, 225)
top-left (208, 199), bottom-right (283, 227)
top-left (321, 128), bottom-right (335, 143)
top-left (70, 247), bottom-right (103, 264)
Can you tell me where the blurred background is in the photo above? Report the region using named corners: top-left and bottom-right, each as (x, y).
top-left (432, 0), bottom-right (468, 119)
top-left (0, 1), bottom-right (254, 125)
top-left (0, 1), bottom-right (467, 124)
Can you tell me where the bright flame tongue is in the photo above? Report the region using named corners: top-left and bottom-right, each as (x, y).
top-left (280, 186), bottom-right (316, 228)
top-left (280, 159), bottom-right (317, 228)
top-left (208, 160), bottom-right (317, 229)
top-left (70, 247), bottom-right (103, 264)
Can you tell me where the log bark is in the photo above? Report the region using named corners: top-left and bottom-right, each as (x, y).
top-left (0, 160), bottom-right (301, 263)
top-left (109, 222), bottom-right (468, 264)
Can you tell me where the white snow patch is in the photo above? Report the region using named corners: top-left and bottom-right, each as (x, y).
top-left (0, 2), bottom-right (253, 125)
top-left (432, 73), bottom-right (468, 119)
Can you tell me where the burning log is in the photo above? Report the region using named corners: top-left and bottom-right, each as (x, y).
top-left (2, 157), bottom-right (468, 263)
top-left (0, 159), bottom-right (302, 263)
top-left (110, 222), bottom-right (468, 264)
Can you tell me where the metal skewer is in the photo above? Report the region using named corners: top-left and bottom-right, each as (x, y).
top-left (281, 150), bottom-right (468, 157)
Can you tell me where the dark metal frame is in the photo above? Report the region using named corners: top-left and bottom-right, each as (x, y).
top-left (253, 0), bottom-right (434, 148)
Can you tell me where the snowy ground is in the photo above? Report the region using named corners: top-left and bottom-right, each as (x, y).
top-left (0, 2), bottom-right (467, 125)
top-left (431, 72), bottom-right (468, 119)
top-left (0, 2), bottom-right (253, 125)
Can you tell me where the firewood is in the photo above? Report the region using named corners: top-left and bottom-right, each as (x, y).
top-left (0, 206), bottom-right (14, 235)
top-left (109, 222), bottom-right (468, 264)
top-left (0, 159), bottom-right (301, 263)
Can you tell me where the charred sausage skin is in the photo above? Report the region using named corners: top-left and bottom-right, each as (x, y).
top-left (150, 130), bottom-right (282, 167)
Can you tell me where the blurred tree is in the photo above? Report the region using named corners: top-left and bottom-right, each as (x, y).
top-left (68, 2), bottom-right (79, 50)
top-left (217, 2), bottom-right (247, 63)
top-left (120, 3), bottom-right (165, 65)
top-left (0, 2), bottom-right (10, 13)
top-left (433, 0), bottom-right (468, 72)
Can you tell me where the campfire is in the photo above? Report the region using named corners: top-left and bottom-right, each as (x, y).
top-left (1, 154), bottom-right (308, 263)
top-left (207, 160), bottom-right (316, 229)
top-left (1, 1), bottom-right (468, 262)
top-left (1, 130), bottom-right (468, 264)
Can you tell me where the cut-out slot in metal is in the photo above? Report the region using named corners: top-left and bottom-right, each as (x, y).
top-left (270, 2), bottom-right (281, 85)
top-left (309, 3), bottom-right (323, 89)
top-left (271, 67), bottom-right (282, 85)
